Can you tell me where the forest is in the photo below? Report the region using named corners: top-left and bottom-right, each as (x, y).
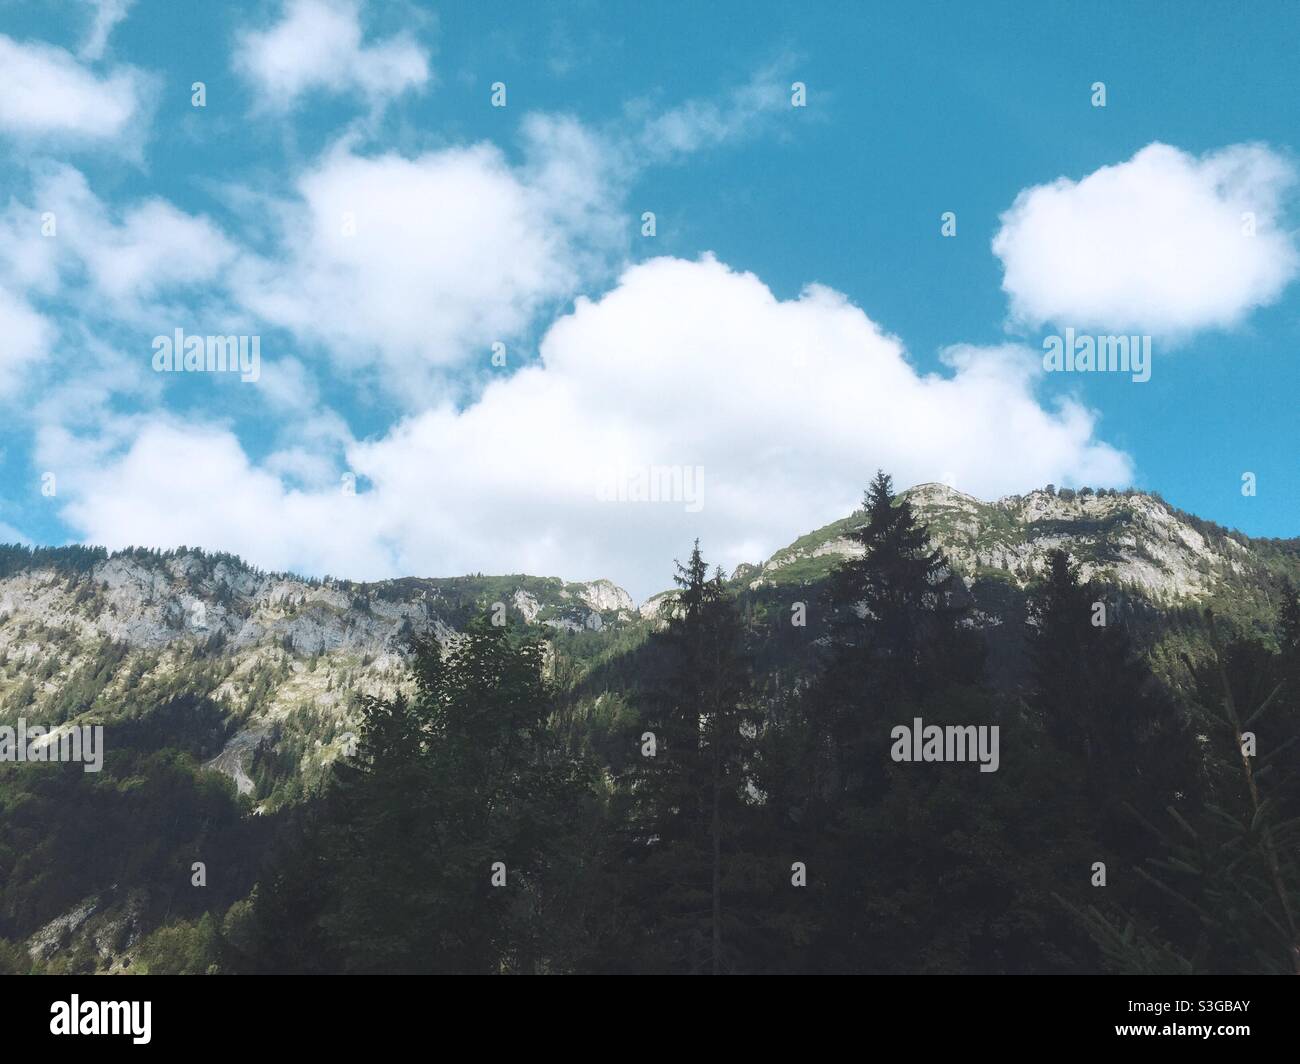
top-left (1, 473), bottom-right (1297, 975)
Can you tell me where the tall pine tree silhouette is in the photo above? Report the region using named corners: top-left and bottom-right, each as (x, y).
top-left (830, 471), bottom-right (982, 696)
top-left (1067, 613), bottom-right (1300, 973)
top-left (252, 618), bottom-right (598, 973)
top-left (1026, 549), bottom-right (1196, 856)
top-left (624, 541), bottom-right (759, 973)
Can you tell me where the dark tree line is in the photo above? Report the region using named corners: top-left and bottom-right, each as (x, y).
top-left (130, 473), bottom-right (1299, 975)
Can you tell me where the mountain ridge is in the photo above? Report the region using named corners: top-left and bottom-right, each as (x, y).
top-left (737, 481), bottom-right (1297, 605)
top-left (2, 482), bottom-right (1296, 809)
top-left (5, 481), bottom-right (1294, 625)
top-left (4, 481), bottom-right (1298, 970)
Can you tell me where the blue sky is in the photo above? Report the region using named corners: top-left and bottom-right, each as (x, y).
top-left (0, 0), bottom-right (1297, 599)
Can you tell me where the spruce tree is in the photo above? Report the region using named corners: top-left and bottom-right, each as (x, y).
top-left (624, 542), bottom-right (759, 973)
top-left (831, 471), bottom-right (982, 696)
top-left (255, 618), bottom-right (598, 973)
top-left (778, 474), bottom-right (1031, 972)
top-left (1067, 615), bottom-right (1300, 973)
top-left (1026, 549), bottom-right (1196, 849)
top-left (800, 472), bottom-right (981, 803)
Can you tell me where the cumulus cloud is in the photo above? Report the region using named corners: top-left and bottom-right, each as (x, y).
top-left (0, 166), bottom-right (240, 412)
top-left (0, 34), bottom-right (152, 143)
top-left (232, 116), bottom-right (622, 402)
top-left (226, 65), bottom-right (802, 403)
top-left (5, 58), bottom-right (1150, 595)
top-left (993, 142), bottom-right (1299, 336)
top-left (5, 165), bottom-right (238, 310)
top-left (54, 257), bottom-right (1131, 599)
top-left (55, 420), bottom-right (374, 575)
top-left (233, 0), bottom-right (430, 111)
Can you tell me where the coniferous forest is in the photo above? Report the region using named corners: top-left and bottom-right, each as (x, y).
top-left (7, 474), bottom-right (1294, 975)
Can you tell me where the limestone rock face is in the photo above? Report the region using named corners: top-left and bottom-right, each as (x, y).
top-left (0, 549), bottom-right (635, 796)
top-left (734, 483), bottom-right (1262, 605)
top-left (0, 483), bottom-right (1290, 800)
top-left (579, 579), bottom-right (634, 614)
top-left (0, 553), bottom-right (637, 660)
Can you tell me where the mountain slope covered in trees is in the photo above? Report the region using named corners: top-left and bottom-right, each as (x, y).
top-left (1, 478), bottom-right (1297, 973)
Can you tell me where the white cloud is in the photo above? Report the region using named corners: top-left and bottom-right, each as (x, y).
top-left (631, 61), bottom-right (795, 165)
top-left (220, 66), bottom-right (804, 404)
top-left (993, 142), bottom-right (1298, 336)
top-left (0, 167), bottom-right (239, 415)
top-left (79, 0), bottom-right (134, 61)
top-left (55, 257), bottom-right (1131, 599)
top-left (5, 165), bottom-right (238, 320)
top-left (0, 34), bottom-right (151, 143)
top-left (232, 117), bottom-right (622, 402)
top-left (233, 0), bottom-right (430, 112)
top-left (51, 417), bottom-right (393, 579)
top-left (0, 287), bottom-right (51, 399)
top-left (28, 326), bottom-right (163, 431)
top-left (6, 65), bottom-right (1142, 596)
top-left (79, 201), bottom-right (237, 311)
top-left (255, 354), bottom-right (319, 412)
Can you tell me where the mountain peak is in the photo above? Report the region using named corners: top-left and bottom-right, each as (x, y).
top-left (734, 482), bottom-right (1287, 605)
top-left (901, 481), bottom-right (983, 505)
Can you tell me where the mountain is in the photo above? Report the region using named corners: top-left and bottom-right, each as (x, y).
top-left (0, 545), bottom-right (637, 800)
top-left (2, 483), bottom-right (1298, 970)
top-left (738, 482), bottom-right (1299, 603)
top-left (3, 484), bottom-right (1296, 803)
top-left (721, 483), bottom-right (1300, 685)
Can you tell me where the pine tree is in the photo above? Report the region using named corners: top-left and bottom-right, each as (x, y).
top-left (830, 471), bottom-right (982, 695)
top-left (799, 473), bottom-right (981, 803)
top-left (1274, 580), bottom-right (1300, 819)
top-left (1067, 614), bottom-right (1300, 973)
top-left (1279, 580), bottom-right (1300, 657)
top-left (624, 542), bottom-right (759, 973)
top-left (254, 618), bottom-right (599, 973)
top-left (1026, 549), bottom-right (1196, 858)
